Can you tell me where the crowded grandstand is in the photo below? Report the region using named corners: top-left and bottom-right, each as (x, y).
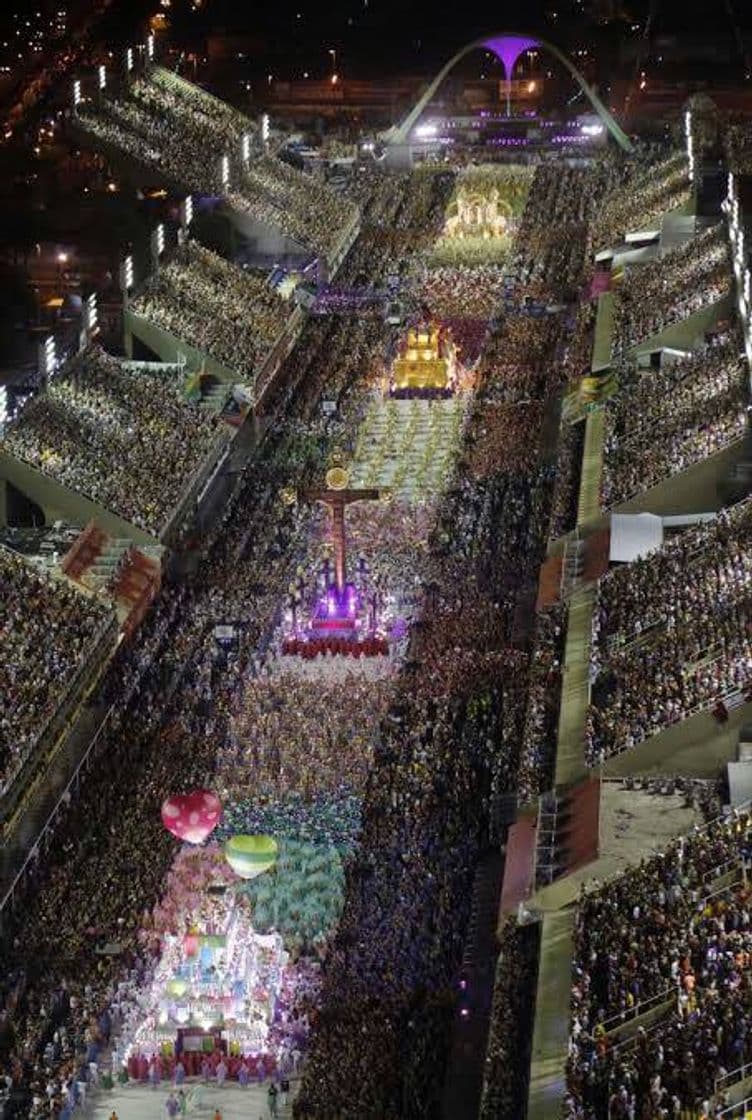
top-left (74, 64), bottom-right (359, 264)
top-left (3, 346), bottom-right (227, 538)
top-left (3, 34), bottom-right (752, 1120)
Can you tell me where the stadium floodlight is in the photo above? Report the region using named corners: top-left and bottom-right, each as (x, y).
top-left (241, 133), bottom-right (251, 162)
top-left (220, 154), bottom-right (230, 189)
top-left (43, 335), bottom-right (56, 377)
top-left (685, 110), bottom-right (694, 183)
top-left (126, 47), bottom-right (133, 73)
top-left (73, 79), bottom-right (81, 108)
top-left (261, 113), bottom-right (270, 143)
top-left (98, 65), bottom-right (106, 91)
top-left (86, 292), bottom-right (98, 332)
top-left (147, 34), bottom-right (155, 60)
top-left (121, 254), bottom-right (134, 292)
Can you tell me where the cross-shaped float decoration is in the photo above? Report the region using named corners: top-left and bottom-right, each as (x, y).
top-left (302, 465), bottom-right (381, 598)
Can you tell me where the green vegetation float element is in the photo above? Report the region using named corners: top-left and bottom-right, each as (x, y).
top-left (429, 165), bottom-right (534, 267)
top-left (240, 838), bottom-right (346, 955)
top-left (224, 833), bottom-right (279, 879)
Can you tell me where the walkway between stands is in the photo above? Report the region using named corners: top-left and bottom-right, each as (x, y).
top-left (527, 910), bottom-right (574, 1120)
top-left (440, 850), bottom-right (505, 1120)
top-left (576, 408), bottom-right (605, 527)
top-left (554, 586), bottom-right (593, 787)
top-left (88, 1081), bottom-right (292, 1119)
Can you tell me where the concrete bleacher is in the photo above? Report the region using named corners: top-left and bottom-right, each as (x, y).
top-left (628, 290), bottom-right (733, 358)
top-left (659, 211), bottom-right (700, 256)
top-left (503, 171), bottom-right (752, 1119)
top-left (0, 346), bottom-right (233, 548)
top-left (524, 780), bottom-right (708, 1117)
top-left (70, 63), bottom-right (360, 277)
top-left (124, 242), bottom-right (307, 417)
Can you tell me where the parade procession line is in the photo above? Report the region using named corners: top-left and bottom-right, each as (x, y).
top-left (88, 1079), bottom-right (293, 1119)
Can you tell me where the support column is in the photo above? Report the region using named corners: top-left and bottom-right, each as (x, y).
top-left (331, 499), bottom-right (346, 595)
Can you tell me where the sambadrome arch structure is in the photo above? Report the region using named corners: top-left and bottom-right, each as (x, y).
top-left (385, 32), bottom-right (633, 154)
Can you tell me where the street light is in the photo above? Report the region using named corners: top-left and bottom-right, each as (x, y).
top-left (329, 47), bottom-right (336, 76)
top-left (56, 250), bottom-right (68, 289)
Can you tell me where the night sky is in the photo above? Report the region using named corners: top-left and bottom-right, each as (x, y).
top-left (158, 0), bottom-right (752, 80)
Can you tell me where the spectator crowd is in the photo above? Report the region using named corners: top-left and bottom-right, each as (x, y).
top-left (612, 222), bottom-right (731, 354)
top-left (566, 808), bottom-right (752, 1118)
top-left (0, 546), bottom-right (114, 797)
top-left (588, 497), bottom-right (752, 761)
top-left (4, 346), bottom-right (224, 537)
top-left (77, 66), bottom-right (357, 261)
top-left (130, 239), bottom-right (291, 383)
top-left (0, 117), bottom-right (728, 1120)
top-left (602, 324), bottom-right (747, 507)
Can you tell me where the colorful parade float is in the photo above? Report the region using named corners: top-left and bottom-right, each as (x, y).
top-left (390, 321), bottom-right (458, 398)
top-left (280, 461), bottom-right (391, 658)
top-left (125, 823), bottom-right (322, 1081)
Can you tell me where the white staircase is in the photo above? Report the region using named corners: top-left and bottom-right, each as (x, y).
top-left (199, 384), bottom-right (230, 415)
top-left (86, 537), bottom-right (132, 590)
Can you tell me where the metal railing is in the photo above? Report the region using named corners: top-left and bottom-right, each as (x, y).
top-left (119, 359), bottom-right (183, 373)
top-left (607, 1010), bottom-right (668, 1055)
top-left (533, 799), bottom-right (559, 887)
top-left (600, 984), bottom-right (676, 1036)
top-left (716, 1059), bottom-right (752, 1098)
top-left (718, 1094), bottom-right (752, 1119)
top-left (702, 867), bottom-right (746, 909)
top-left (606, 615), bottom-right (662, 654)
top-left (597, 671), bottom-right (752, 763)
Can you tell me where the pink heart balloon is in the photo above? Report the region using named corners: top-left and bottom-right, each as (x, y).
top-left (161, 790), bottom-right (222, 844)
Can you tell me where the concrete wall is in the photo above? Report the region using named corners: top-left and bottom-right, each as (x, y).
top-left (591, 292), bottom-right (615, 372)
top-left (602, 700), bottom-right (751, 778)
top-left (124, 310), bottom-right (240, 384)
top-left (0, 451), bottom-right (157, 545)
top-left (223, 207), bottom-right (310, 262)
top-left (612, 438), bottom-right (746, 518)
top-left (630, 294), bottom-right (733, 358)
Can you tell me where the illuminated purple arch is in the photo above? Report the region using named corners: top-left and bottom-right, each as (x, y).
top-left (388, 32), bottom-right (632, 152)
top-left (484, 34), bottom-right (541, 80)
